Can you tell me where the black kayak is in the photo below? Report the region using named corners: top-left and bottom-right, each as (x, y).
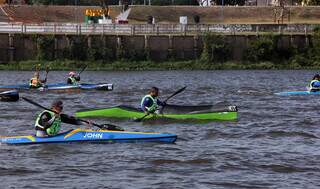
top-left (0, 90), bottom-right (19, 102)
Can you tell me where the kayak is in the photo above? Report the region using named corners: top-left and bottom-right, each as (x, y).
top-left (0, 83), bottom-right (113, 92)
top-left (44, 83), bottom-right (113, 91)
top-left (0, 128), bottom-right (177, 144)
top-left (274, 91), bottom-right (320, 96)
top-left (0, 90), bottom-right (19, 102)
top-left (75, 104), bottom-right (238, 121)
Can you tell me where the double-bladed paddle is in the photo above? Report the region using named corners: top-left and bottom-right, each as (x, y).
top-left (134, 86), bottom-right (187, 122)
top-left (22, 97), bottom-right (124, 131)
top-left (0, 90), bottom-right (19, 102)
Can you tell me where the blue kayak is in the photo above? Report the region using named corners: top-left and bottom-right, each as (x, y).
top-left (0, 128), bottom-right (177, 144)
top-left (274, 91), bottom-right (320, 96)
top-left (0, 83), bottom-right (113, 91)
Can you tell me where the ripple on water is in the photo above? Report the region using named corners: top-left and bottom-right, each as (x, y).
top-left (1, 70), bottom-right (320, 188)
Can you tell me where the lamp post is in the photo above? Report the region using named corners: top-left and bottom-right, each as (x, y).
top-left (74, 0), bottom-right (78, 23)
top-left (221, 0), bottom-right (224, 22)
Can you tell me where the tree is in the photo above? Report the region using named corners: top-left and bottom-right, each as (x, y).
top-left (300, 0), bottom-right (320, 5)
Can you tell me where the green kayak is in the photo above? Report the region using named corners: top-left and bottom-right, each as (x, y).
top-left (75, 104), bottom-right (238, 121)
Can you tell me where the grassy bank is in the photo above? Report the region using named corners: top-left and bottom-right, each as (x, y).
top-left (1, 60), bottom-right (319, 71)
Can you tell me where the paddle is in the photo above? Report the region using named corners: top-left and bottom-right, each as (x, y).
top-left (162, 86), bottom-right (187, 104)
top-left (43, 65), bottom-right (50, 84)
top-left (0, 90), bottom-right (19, 102)
top-left (134, 86), bottom-right (187, 122)
top-left (22, 97), bottom-right (124, 131)
top-left (78, 65), bottom-right (87, 76)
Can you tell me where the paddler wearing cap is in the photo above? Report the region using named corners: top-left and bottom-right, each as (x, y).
top-left (67, 71), bottom-right (80, 85)
top-left (34, 100), bottom-right (87, 137)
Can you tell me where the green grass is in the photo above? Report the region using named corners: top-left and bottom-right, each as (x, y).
top-left (1, 60), bottom-right (320, 71)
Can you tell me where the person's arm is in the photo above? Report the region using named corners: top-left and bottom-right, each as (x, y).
top-left (141, 97), bottom-right (151, 113)
top-left (60, 114), bottom-right (82, 125)
top-left (157, 99), bottom-right (166, 106)
top-left (75, 76), bottom-right (80, 81)
top-left (67, 78), bottom-right (72, 84)
top-left (38, 112), bottom-right (53, 129)
top-left (40, 78), bottom-right (47, 84)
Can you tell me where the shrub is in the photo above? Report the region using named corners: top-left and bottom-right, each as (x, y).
top-left (200, 33), bottom-right (231, 63)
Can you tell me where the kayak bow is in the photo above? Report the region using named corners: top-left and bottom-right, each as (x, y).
top-left (75, 104), bottom-right (238, 121)
top-left (0, 128), bottom-right (177, 144)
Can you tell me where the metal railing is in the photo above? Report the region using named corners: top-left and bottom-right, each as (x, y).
top-left (0, 22), bottom-right (317, 35)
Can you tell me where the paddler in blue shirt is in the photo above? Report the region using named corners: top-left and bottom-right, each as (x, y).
top-left (309, 74), bottom-right (320, 92)
top-left (29, 72), bottom-right (46, 88)
top-left (35, 100), bottom-right (86, 137)
top-left (141, 87), bottom-right (166, 114)
top-left (67, 71), bottom-right (80, 85)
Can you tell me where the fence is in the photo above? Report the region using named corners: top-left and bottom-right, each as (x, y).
top-left (0, 22), bottom-right (317, 35)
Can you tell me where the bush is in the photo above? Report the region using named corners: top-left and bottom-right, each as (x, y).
top-left (69, 36), bottom-right (87, 61)
top-left (200, 33), bottom-right (231, 63)
top-left (245, 35), bottom-right (274, 62)
top-left (36, 35), bottom-right (55, 61)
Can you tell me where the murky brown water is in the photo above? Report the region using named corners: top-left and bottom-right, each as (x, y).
top-left (1, 70), bottom-right (320, 188)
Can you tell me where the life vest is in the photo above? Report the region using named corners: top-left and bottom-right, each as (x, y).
top-left (35, 110), bottom-right (62, 136)
top-left (29, 77), bottom-right (42, 88)
top-left (141, 94), bottom-right (158, 113)
top-left (68, 76), bottom-right (77, 85)
top-left (309, 80), bottom-right (320, 90)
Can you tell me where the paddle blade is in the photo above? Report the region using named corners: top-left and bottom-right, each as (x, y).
top-left (173, 86), bottom-right (187, 95)
top-left (45, 65), bottom-right (50, 73)
top-left (0, 90), bottom-right (19, 102)
top-left (79, 65), bottom-right (88, 75)
top-left (133, 117), bottom-right (143, 122)
top-left (164, 86), bottom-right (187, 103)
top-left (100, 124), bottom-right (124, 131)
top-left (133, 113), bottom-right (149, 122)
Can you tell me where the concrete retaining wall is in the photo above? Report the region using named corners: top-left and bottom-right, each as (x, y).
top-left (0, 33), bottom-right (312, 63)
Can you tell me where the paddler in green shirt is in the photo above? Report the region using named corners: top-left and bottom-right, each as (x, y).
top-left (140, 87), bottom-right (166, 114)
top-left (67, 71), bottom-right (80, 85)
top-left (35, 100), bottom-right (87, 137)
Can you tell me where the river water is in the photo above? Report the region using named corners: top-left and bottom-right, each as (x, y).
top-left (1, 70), bottom-right (320, 189)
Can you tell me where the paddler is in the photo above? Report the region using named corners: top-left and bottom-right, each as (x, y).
top-left (67, 71), bottom-right (80, 85)
top-left (309, 74), bottom-right (320, 92)
top-left (35, 100), bottom-right (90, 137)
top-left (141, 87), bottom-right (166, 114)
top-left (29, 71), bottom-right (46, 88)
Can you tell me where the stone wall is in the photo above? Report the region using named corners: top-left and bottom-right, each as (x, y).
top-left (0, 33), bottom-right (312, 63)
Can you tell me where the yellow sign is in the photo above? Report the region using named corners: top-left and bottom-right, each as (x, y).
top-left (85, 9), bottom-right (109, 17)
